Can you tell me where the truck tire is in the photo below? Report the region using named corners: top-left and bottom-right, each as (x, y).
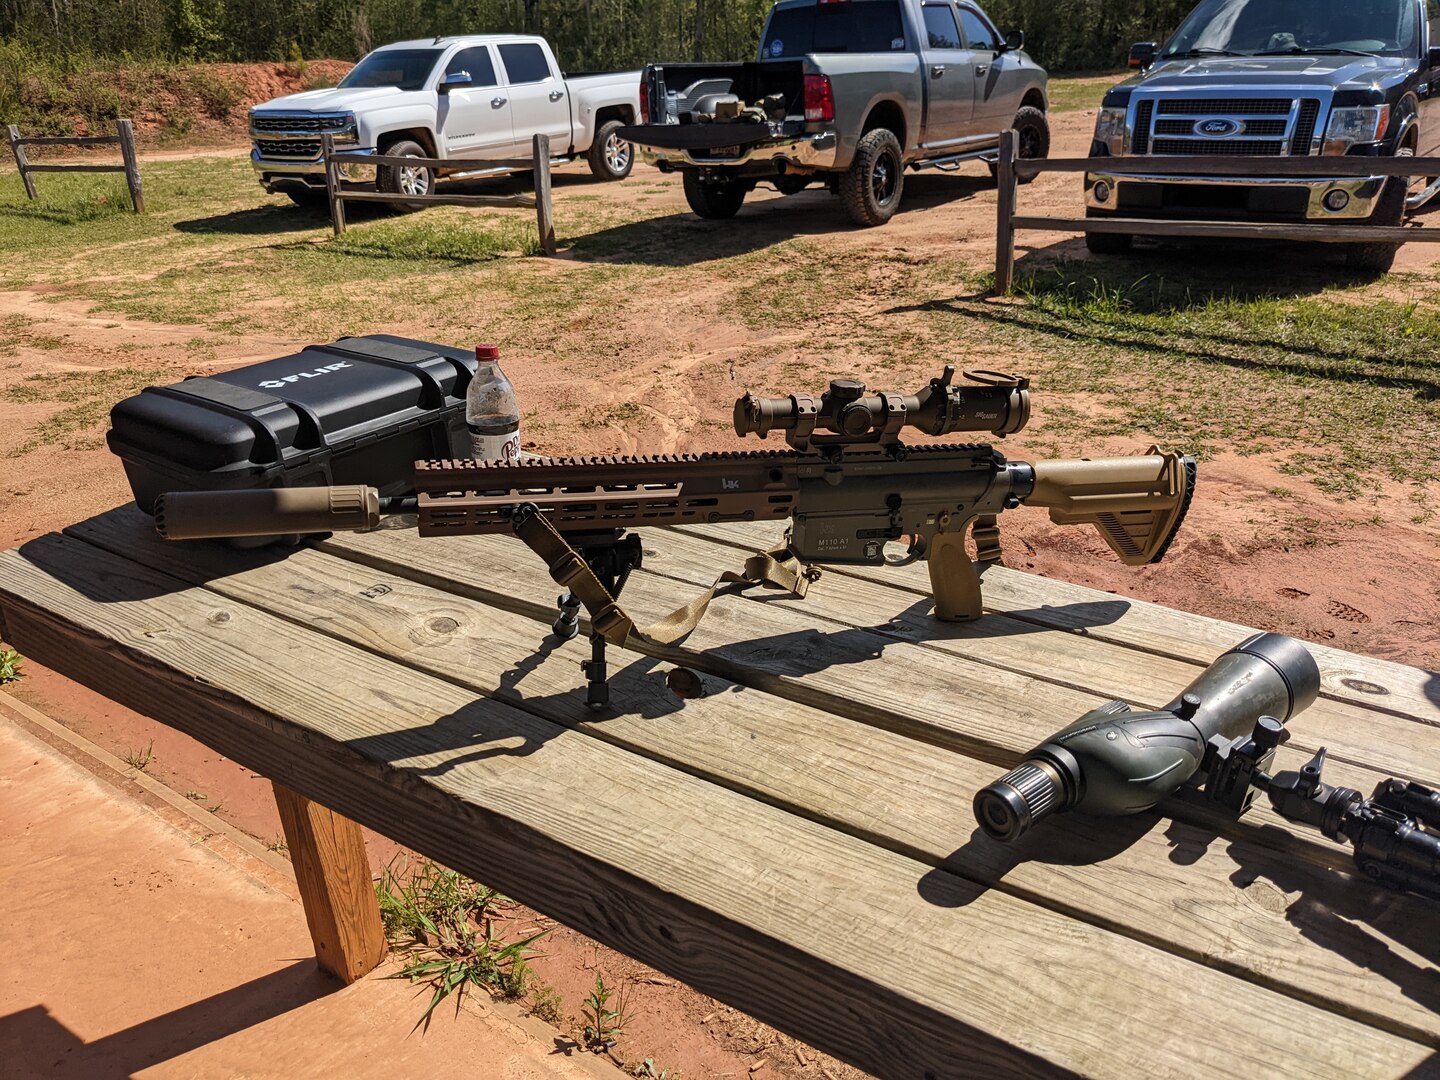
top-left (683, 170), bottom-right (747, 219)
top-left (1084, 209), bottom-right (1133, 255)
top-left (1344, 167), bottom-right (1408, 275)
top-left (988, 106), bottom-right (1051, 185)
top-left (587, 119), bottom-right (634, 181)
top-left (376, 138), bottom-right (434, 213)
top-left (841, 127), bottom-right (904, 226)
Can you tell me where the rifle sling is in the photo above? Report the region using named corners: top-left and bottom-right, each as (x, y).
top-left (510, 509), bottom-right (817, 648)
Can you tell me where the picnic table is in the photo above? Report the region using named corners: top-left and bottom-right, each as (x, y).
top-left (0, 506), bottom-right (1436, 1079)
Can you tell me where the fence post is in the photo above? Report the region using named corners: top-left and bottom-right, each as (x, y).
top-left (994, 129), bottom-right (1017, 295)
top-left (533, 133), bottom-right (556, 256)
top-left (7, 125), bottom-right (37, 200)
top-left (115, 119), bottom-right (144, 213)
top-left (321, 134), bottom-right (345, 236)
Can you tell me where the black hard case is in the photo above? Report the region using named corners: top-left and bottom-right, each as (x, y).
top-left (107, 335), bottom-right (477, 513)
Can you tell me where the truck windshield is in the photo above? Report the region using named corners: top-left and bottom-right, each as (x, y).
top-left (1163, 0), bottom-right (1419, 59)
top-left (338, 49), bottom-right (443, 91)
top-left (761, 0), bottom-right (907, 58)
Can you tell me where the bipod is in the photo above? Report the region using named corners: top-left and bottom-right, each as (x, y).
top-left (548, 528), bottom-right (644, 711)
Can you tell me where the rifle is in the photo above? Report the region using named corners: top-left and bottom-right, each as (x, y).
top-left (155, 368), bottom-right (1196, 708)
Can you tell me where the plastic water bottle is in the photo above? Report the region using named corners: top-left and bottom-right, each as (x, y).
top-left (466, 343), bottom-right (521, 463)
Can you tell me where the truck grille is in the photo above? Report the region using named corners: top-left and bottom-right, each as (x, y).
top-left (251, 114), bottom-right (353, 134)
top-left (1133, 96), bottom-right (1313, 158)
top-left (255, 138), bottom-right (323, 158)
top-left (1156, 98), bottom-right (1291, 115)
top-left (1290, 99), bottom-right (1321, 154)
top-left (1151, 138), bottom-right (1286, 156)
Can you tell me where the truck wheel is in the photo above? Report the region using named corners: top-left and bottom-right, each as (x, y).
top-left (376, 139), bottom-right (434, 213)
top-left (988, 106), bottom-right (1050, 184)
top-left (1345, 168), bottom-right (1408, 275)
top-left (841, 127), bottom-right (904, 226)
top-left (1084, 209), bottom-right (1133, 255)
top-left (285, 188), bottom-right (329, 210)
top-left (588, 120), bottom-right (633, 182)
top-left (683, 170), bottom-right (747, 219)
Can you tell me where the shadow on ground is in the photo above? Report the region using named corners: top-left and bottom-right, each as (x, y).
top-left (0, 962), bottom-right (334, 1080)
top-left (569, 172), bottom-right (994, 267)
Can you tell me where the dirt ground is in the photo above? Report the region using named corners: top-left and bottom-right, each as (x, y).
top-left (3, 95), bottom-right (1439, 1078)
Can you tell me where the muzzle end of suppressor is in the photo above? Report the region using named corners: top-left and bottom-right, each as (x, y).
top-left (154, 486), bottom-right (382, 540)
top-left (973, 760), bottom-right (1067, 842)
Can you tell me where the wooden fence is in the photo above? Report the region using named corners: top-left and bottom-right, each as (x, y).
top-left (993, 128), bottom-right (1440, 292)
top-left (322, 132), bottom-right (556, 256)
top-left (6, 119), bottom-right (144, 212)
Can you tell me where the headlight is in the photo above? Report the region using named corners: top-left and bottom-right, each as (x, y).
top-left (334, 112), bottom-right (359, 144)
top-left (1093, 106), bottom-right (1128, 156)
top-left (1323, 105), bottom-right (1389, 154)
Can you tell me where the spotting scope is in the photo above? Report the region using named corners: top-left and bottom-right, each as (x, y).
top-left (974, 633), bottom-right (1321, 842)
top-left (734, 366), bottom-right (1030, 450)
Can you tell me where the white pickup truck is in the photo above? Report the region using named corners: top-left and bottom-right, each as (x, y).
top-left (248, 35), bottom-right (641, 205)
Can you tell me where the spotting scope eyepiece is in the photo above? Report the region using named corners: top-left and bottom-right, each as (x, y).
top-left (734, 366), bottom-right (1030, 451)
top-left (973, 633), bottom-right (1322, 842)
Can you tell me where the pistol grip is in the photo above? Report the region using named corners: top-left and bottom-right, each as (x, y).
top-left (927, 530), bottom-right (982, 621)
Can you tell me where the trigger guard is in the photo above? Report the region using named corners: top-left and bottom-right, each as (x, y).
top-left (884, 536), bottom-right (925, 567)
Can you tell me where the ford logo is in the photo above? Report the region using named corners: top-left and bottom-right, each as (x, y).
top-left (1194, 118), bottom-right (1241, 137)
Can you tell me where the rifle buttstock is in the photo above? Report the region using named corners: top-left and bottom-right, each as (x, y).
top-left (1027, 449), bottom-right (1196, 566)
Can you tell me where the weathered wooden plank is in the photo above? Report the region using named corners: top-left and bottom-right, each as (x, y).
top-left (335, 190), bottom-right (537, 209)
top-left (533, 133), bottom-right (556, 257)
top-left (65, 508), bottom-right (1440, 1046)
top-left (13, 134), bottom-right (120, 146)
top-left (311, 523), bottom-right (1405, 870)
top-left (18, 163), bottom-right (128, 174)
top-left (5, 124), bottom-right (36, 199)
top-left (0, 534), bottom-right (1431, 1078)
top-left (271, 782), bottom-right (386, 983)
top-left (683, 520), bottom-right (1440, 726)
top-left (995, 129), bottom-right (1017, 294)
top-left (115, 119), bottom-right (144, 214)
top-left (639, 528), bottom-right (1440, 786)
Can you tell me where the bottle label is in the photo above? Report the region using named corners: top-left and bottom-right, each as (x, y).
top-left (471, 429), bottom-right (521, 463)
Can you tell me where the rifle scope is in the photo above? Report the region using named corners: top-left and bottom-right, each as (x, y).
top-left (973, 633), bottom-right (1320, 842)
top-left (734, 366), bottom-right (1029, 448)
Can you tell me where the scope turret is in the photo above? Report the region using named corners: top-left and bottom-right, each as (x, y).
top-left (734, 366), bottom-right (1030, 451)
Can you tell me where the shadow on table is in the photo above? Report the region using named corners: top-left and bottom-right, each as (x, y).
top-left (0, 961), bottom-right (333, 1080)
top-left (916, 808), bottom-right (1440, 1019)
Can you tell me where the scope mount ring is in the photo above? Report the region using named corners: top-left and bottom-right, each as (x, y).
top-left (964, 369), bottom-right (1031, 390)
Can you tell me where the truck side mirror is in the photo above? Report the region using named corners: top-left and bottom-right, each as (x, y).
top-left (438, 70), bottom-right (472, 94)
top-left (1429, 45), bottom-right (1440, 69)
top-left (1129, 42), bottom-right (1156, 69)
top-left (1003, 30), bottom-right (1025, 54)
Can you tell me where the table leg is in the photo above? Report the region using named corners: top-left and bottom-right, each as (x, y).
top-left (271, 781), bottom-right (386, 984)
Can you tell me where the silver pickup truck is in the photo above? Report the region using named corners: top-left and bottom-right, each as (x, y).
top-left (619, 0), bottom-right (1049, 225)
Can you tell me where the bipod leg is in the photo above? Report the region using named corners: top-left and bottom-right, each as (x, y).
top-left (581, 634), bottom-right (610, 711)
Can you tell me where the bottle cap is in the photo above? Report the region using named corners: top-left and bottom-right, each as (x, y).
top-left (476, 343), bottom-right (500, 361)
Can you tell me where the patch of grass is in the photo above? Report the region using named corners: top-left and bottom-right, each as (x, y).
top-left (581, 973), bottom-right (628, 1053)
top-left (528, 981), bottom-right (564, 1024)
top-left (376, 857), bottom-right (547, 1030)
top-left (123, 741), bottom-right (154, 770)
top-left (5, 367), bottom-right (169, 453)
top-left (265, 836), bottom-right (289, 854)
top-left (632, 1059), bottom-right (681, 1079)
top-left (1046, 71), bottom-right (1129, 113)
top-left (925, 261), bottom-right (1440, 496)
top-left (0, 647), bottom-right (24, 684)
top-left (326, 213), bottom-right (542, 262)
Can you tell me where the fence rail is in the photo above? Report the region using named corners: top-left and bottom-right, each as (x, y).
top-left (322, 132), bottom-right (556, 256)
top-left (6, 119), bottom-right (144, 212)
top-left (993, 129), bottom-right (1440, 292)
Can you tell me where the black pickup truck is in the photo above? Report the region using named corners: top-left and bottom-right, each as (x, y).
top-left (1085, 0), bottom-right (1440, 271)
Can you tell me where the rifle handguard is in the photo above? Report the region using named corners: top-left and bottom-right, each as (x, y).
top-left (154, 486), bottom-right (383, 540)
top-left (1026, 449), bottom-right (1196, 565)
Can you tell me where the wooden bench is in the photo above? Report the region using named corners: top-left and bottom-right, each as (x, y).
top-left (0, 507), bottom-right (1435, 1078)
